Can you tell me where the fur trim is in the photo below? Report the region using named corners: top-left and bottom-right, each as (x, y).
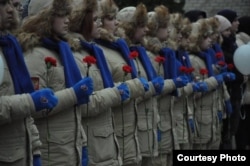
top-left (155, 5), bottom-right (169, 28)
top-left (51, 0), bottom-right (72, 16)
top-left (66, 32), bottom-right (83, 51)
top-left (29, 0), bottom-right (72, 16)
top-left (117, 3), bottom-right (147, 45)
top-left (99, 28), bottom-right (117, 42)
top-left (133, 3), bottom-right (148, 27)
top-left (70, 0), bottom-right (97, 33)
top-left (147, 5), bottom-right (169, 36)
top-left (21, 0), bottom-right (73, 40)
top-left (144, 36), bottom-right (163, 54)
top-left (206, 16), bottom-right (219, 33)
top-left (188, 19), bottom-right (212, 53)
top-left (99, 0), bottom-right (118, 18)
top-left (180, 18), bottom-right (192, 38)
top-left (17, 32), bottom-right (41, 52)
top-left (168, 13), bottom-right (184, 50)
top-left (169, 13), bottom-right (183, 33)
top-left (117, 3), bottom-right (147, 26)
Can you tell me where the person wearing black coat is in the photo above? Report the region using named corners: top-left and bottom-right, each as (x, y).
top-left (217, 9), bottom-right (246, 150)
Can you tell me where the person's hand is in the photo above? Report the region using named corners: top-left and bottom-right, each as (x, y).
top-left (173, 76), bottom-right (189, 88)
top-left (33, 155), bottom-right (42, 166)
top-left (117, 83), bottom-right (130, 102)
top-left (82, 147), bottom-right (88, 166)
top-left (73, 77), bottom-right (93, 104)
top-left (214, 74), bottom-right (224, 85)
top-left (139, 77), bottom-right (149, 91)
top-left (192, 82), bottom-right (208, 92)
top-left (152, 76), bottom-right (164, 94)
top-left (222, 72), bottom-right (236, 81)
top-left (31, 88), bottom-right (58, 111)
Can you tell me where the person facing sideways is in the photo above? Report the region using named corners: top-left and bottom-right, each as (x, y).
top-left (187, 19), bottom-right (235, 150)
top-left (217, 9), bottom-right (246, 150)
top-left (145, 7), bottom-right (189, 166)
top-left (205, 15), bottom-right (234, 150)
top-left (117, 3), bottom-right (175, 166)
top-left (11, 0), bottom-right (23, 18)
top-left (68, 0), bottom-right (138, 165)
top-left (167, 12), bottom-right (208, 151)
top-left (17, 0), bottom-right (94, 165)
top-left (235, 15), bottom-right (250, 150)
top-left (0, 0), bottom-right (58, 166)
top-left (95, 1), bottom-right (149, 165)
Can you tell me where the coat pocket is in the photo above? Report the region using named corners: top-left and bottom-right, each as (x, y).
top-left (195, 112), bottom-right (212, 141)
top-left (0, 142), bottom-right (25, 162)
top-left (158, 112), bottom-right (172, 132)
top-left (47, 131), bottom-right (75, 145)
top-left (89, 125), bottom-right (117, 163)
top-left (137, 117), bottom-right (153, 131)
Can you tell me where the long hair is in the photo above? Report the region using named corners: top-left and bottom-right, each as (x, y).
top-left (82, 12), bottom-right (94, 41)
top-left (21, 9), bottom-right (54, 37)
top-left (69, 0), bottom-right (97, 41)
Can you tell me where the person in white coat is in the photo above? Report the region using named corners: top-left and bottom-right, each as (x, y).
top-left (0, 1), bottom-right (58, 165)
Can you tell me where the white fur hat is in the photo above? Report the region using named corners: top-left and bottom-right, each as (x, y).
top-left (214, 15), bottom-right (231, 32)
top-left (117, 3), bottom-right (147, 26)
top-left (117, 6), bottom-right (136, 23)
top-left (147, 5), bottom-right (169, 36)
top-left (28, 0), bottom-right (51, 16)
top-left (28, 0), bottom-right (75, 16)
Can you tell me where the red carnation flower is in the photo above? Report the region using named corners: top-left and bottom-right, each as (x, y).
top-left (217, 61), bottom-right (225, 66)
top-left (200, 68), bottom-right (208, 75)
top-left (45, 57), bottom-right (57, 68)
top-left (179, 66), bottom-right (188, 73)
top-left (122, 65), bottom-right (132, 75)
top-left (129, 51), bottom-right (139, 59)
top-left (154, 55), bottom-right (166, 63)
top-left (215, 52), bottom-right (223, 59)
top-left (83, 56), bottom-right (97, 66)
top-left (83, 55), bottom-right (96, 76)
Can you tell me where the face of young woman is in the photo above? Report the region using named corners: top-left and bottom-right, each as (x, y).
top-left (210, 32), bottom-right (219, 44)
top-left (134, 25), bottom-right (148, 43)
top-left (91, 11), bottom-right (102, 39)
top-left (102, 15), bottom-right (118, 34)
top-left (11, 0), bottom-right (22, 17)
top-left (200, 36), bottom-right (212, 50)
top-left (221, 28), bottom-right (231, 38)
top-left (0, 0), bottom-right (14, 31)
top-left (180, 36), bottom-right (190, 50)
top-left (52, 15), bottom-right (69, 36)
top-left (156, 27), bottom-right (169, 42)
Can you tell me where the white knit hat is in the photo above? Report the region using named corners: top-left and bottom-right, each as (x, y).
top-left (214, 15), bottom-right (231, 32)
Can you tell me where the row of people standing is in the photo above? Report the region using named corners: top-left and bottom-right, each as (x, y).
top-left (1, 0), bottom-right (246, 166)
top-left (184, 9), bottom-right (250, 150)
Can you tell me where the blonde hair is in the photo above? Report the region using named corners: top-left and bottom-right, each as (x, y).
top-left (188, 19), bottom-right (212, 53)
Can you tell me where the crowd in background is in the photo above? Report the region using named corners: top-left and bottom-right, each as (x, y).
top-left (1, 0), bottom-right (250, 166)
